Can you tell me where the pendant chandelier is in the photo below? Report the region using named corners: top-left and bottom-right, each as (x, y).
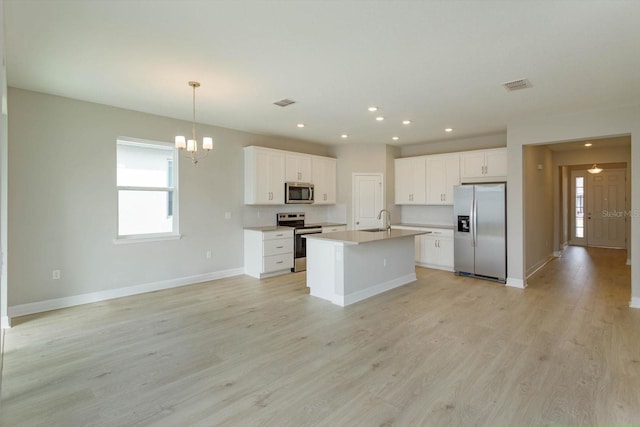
top-left (587, 164), bottom-right (603, 174)
top-left (175, 81), bottom-right (213, 164)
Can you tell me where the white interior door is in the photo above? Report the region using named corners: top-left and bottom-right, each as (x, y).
top-left (587, 169), bottom-right (626, 248)
top-left (353, 173), bottom-right (383, 230)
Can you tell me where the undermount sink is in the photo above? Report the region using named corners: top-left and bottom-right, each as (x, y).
top-left (359, 228), bottom-right (391, 232)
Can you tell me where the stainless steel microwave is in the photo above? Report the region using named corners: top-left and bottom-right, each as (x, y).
top-left (285, 182), bottom-right (314, 204)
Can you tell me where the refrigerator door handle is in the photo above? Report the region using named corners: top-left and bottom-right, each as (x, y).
top-left (470, 197), bottom-right (475, 247)
top-left (472, 199), bottom-right (478, 247)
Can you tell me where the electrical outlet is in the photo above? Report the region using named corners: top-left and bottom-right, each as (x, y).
top-left (383, 259), bottom-right (387, 267)
top-left (206, 251), bottom-right (212, 259)
top-left (224, 212), bottom-right (231, 219)
top-left (52, 269), bottom-right (61, 280)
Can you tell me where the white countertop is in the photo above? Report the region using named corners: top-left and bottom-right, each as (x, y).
top-left (243, 226), bottom-right (294, 232)
top-left (392, 223), bottom-right (454, 230)
top-left (304, 228), bottom-right (430, 245)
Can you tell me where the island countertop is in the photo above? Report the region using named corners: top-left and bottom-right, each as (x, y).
top-left (304, 228), bottom-right (430, 245)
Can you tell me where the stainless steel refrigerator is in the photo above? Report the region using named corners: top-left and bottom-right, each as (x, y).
top-left (453, 183), bottom-right (506, 283)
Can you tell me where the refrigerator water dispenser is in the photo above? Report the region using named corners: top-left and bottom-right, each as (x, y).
top-left (457, 215), bottom-right (470, 233)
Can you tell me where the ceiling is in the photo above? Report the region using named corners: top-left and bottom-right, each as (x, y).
top-left (545, 136), bottom-right (631, 152)
top-left (4, 1), bottom-right (640, 147)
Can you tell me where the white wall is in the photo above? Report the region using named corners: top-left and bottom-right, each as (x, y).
top-left (334, 143), bottom-right (398, 229)
top-left (400, 133), bottom-right (506, 157)
top-left (523, 145), bottom-right (554, 275)
top-left (1, 0), bottom-right (8, 328)
top-left (7, 88), bottom-right (331, 312)
top-left (506, 105), bottom-right (640, 304)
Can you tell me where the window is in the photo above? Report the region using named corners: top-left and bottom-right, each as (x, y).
top-left (116, 138), bottom-right (178, 239)
top-left (575, 176), bottom-right (584, 238)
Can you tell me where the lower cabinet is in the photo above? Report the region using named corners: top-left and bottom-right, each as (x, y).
top-left (393, 226), bottom-right (454, 271)
top-left (244, 228), bottom-right (294, 278)
top-left (419, 233), bottom-right (454, 271)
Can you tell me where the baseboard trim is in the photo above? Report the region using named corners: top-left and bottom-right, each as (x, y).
top-left (506, 278), bottom-right (526, 289)
top-left (526, 255), bottom-right (556, 279)
top-left (7, 267), bottom-right (244, 318)
top-left (630, 297), bottom-right (640, 309)
top-left (1, 315), bottom-right (10, 329)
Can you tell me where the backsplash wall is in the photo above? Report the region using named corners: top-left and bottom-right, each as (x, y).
top-left (243, 204), bottom-right (348, 227)
top-left (399, 205), bottom-right (454, 226)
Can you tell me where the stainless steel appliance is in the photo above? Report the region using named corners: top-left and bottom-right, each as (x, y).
top-left (276, 212), bottom-right (322, 272)
top-left (453, 183), bottom-right (506, 283)
top-left (285, 182), bottom-right (314, 204)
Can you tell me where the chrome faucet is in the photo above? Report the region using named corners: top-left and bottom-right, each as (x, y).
top-left (377, 209), bottom-right (392, 231)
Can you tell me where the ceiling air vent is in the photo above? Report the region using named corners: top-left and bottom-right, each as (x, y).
top-left (502, 79), bottom-right (532, 92)
top-left (273, 98), bottom-right (296, 107)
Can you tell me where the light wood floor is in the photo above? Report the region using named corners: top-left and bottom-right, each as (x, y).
top-left (1, 246), bottom-right (638, 426)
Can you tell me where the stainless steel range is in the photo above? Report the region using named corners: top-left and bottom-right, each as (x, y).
top-left (277, 212), bottom-right (322, 272)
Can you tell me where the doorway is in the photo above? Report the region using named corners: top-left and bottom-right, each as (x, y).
top-left (570, 168), bottom-right (626, 248)
top-left (352, 173), bottom-right (383, 230)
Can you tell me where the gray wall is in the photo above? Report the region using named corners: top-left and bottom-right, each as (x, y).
top-left (7, 88), bottom-right (331, 307)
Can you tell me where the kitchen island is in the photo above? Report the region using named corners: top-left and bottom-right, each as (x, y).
top-left (304, 229), bottom-right (430, 306)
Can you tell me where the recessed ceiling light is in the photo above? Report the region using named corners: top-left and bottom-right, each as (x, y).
top-left (341, 134), bottom-right (348, 139)
top-left (297, 123), bottom-right (305, 128)
top-left (368, 106), bottom-right (378, 112)
top-left (376, 116), bottom-right (384, 121)
top-left (402, 120), bottom-right (411, 125)
top-left (392, 136), bottom-right (399, 141)
top-left (445, 128), bottom-right (453, 132)
top-left (584, 143), bottom-right (593, 147)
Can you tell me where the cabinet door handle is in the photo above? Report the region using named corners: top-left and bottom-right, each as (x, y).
top-left (276, 246), bottom-right (284, 248)
top-left (276, 261), bottom-right (283, 264)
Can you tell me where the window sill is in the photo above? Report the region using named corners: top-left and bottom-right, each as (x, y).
top-left (113, 234), bottom-right (182, 245)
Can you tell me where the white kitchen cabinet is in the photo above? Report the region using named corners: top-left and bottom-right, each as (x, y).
top-left (322, 225), bottom-right (346, 233)
top-left (285, 153), bottom-right (312, 182)
top-left (311, 156), bottom-right (337, 204)
top-left (392, 226), bottom-right (454, 271)
top-left (420, 233), bottom-right (454, 271)
top-left (426, 154), bottom-right (460, 205)
top-left (244, 228), bottom-right (294, 278)
top-left (460, 148), bottom-right (507, 182)
top-left (244, 146), bottom-right (285, 205)
top-left (395, 157), bottom-right (426, 204)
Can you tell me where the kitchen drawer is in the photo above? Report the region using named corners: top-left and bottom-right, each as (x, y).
top-left (263, 253), bottom-right (293, 273)
top-left (263, 229), bottom-right (293, 240)
top-left (263, 238), bottom-right (293, 256)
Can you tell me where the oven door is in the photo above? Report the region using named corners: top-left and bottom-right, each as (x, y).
top-left (294, 228), bottom-right (322, 272)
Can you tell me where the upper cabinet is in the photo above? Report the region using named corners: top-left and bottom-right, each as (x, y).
top-left (245, 146), bottom-right (337, 205)
top-left (244, 146), bottom-right (285, 205)
top-left (460, 148), bottom-right (507, 182)
top-left (311, 155), bottom-right (337, 205)
top-left (285, 153), bottom-right (312, 182)
top-left (426, 154), bottom-right (460, 205)
top-left (395, 157), bottom-right (426, 204)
